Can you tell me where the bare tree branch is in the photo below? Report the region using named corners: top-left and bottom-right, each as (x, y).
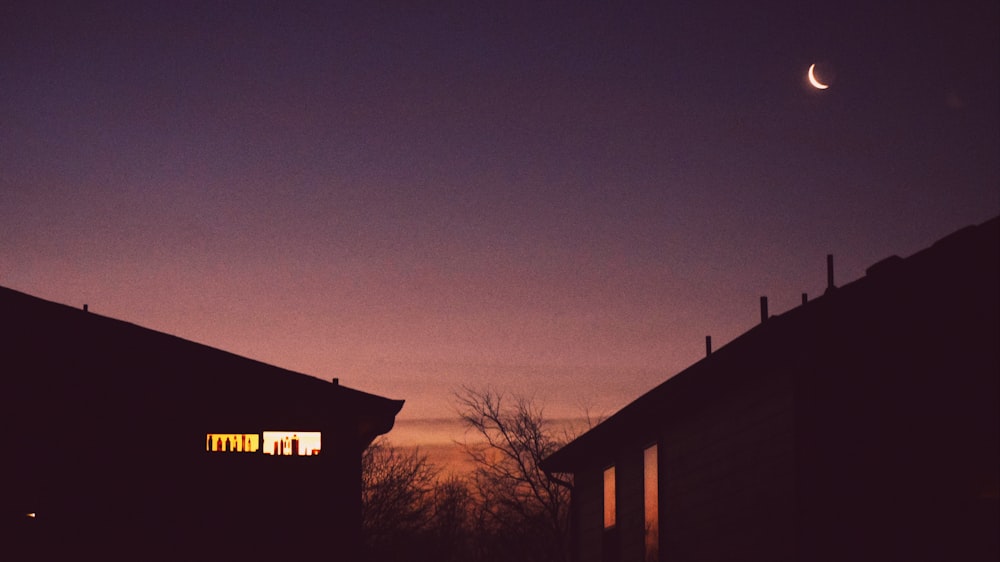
top-left (455, 386), bottom-right (574, 562)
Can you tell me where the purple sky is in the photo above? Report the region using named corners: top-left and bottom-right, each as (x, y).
top-left (2, 1), bottom-right (997, 449)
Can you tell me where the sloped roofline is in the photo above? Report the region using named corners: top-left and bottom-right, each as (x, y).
top-left (1, 284), bottom-right (404, 437)
top-left (541, 215), bottom-right (999, 473)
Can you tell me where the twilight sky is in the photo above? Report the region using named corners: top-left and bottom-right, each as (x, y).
top-left (2, 1), bottom-right (997, 454)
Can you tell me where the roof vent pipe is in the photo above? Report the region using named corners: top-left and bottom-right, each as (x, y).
top-left (801, 293), bottom-right (808, 305)
top-left (705, 335), bottom-right (712, 356)
top-left (760, 296), bottom-right (768, 323)
top-left (83, 304), bottom-right (88, 312)
top-left (826, 254), bottom-right (836, 291)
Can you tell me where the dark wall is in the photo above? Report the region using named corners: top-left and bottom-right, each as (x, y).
top-left (571, 360), bottom-right (796, 562)
top-left (657, 364), bottom-right (796, 562)
top-left (796, 227), bottom-right (1000, 561)
top-left (574, 469), bottom-right (604, 562)
top-left (563, 221), bottom-right (998, 562)
top-left (3, 290), bottom-right (379, 561)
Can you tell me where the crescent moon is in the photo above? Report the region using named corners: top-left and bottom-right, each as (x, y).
top-left (808, 64), bottom-right (829, 90)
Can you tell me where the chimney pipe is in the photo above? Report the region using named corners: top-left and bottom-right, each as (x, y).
top-left (332, 377), bottom-right (340, 386)
top-left (83, 304), bottom-right (88, 312)
top-left (705, 335), bottom-right (712, 356)
top-left (760, 296), bottom-right (768, 323)
top-left (826, 254), bottom-right (836, 291)
top-left (801, 293), bottom-right (808, 305)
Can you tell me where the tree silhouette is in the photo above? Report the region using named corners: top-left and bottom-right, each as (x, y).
top-left (359, 391), bottom-right (575, 562)
top-left (424, 475), bottom-right (477, 562)
top-left (360, 438), bottom-right (436, 559)
top-left (456, 387), bottom-right (572, 562)
top-left (361, 439), bottom-right (478, 562)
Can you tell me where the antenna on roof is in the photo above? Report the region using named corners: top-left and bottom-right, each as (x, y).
top-left (826, 254), bottom-right (836, 293)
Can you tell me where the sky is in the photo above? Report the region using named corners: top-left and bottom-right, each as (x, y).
top-left (2, 1), bottom-right (998, 465)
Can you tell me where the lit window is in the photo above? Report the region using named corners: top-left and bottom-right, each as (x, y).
top-left (206, 433), bottom-right (260, 453)
top-left (644, 444), bottom-right (659, 562)
top-left (205, 432), bottom-right (321, 456)
top-left (603, 465), bottom-right (616, 529)
top-left (262, 431), bottom-right (321, 456)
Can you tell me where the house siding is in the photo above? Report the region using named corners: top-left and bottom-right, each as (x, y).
top-left (2, 285), bottom-right (402, 561)
top-left (546, 217), bottom-right (999, 562)
top-left (576, 468), bottom-right (604, 562)
top-left (617, 448), bottom-right (646, 562)
top-left (569, 369), bottom-right (795, 562)
top-left (659, 368), bottom-right (795, 561)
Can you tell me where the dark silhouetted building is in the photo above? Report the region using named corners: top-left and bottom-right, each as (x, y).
top-left (2, 287), bottom-right (403, 560)
top-left (543, 217), bottom-right (999, 562)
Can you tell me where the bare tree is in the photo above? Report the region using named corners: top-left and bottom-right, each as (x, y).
top-left (424, 474), bottom-right (477, 562)
top-left (361, 392), bottom-right (576, 562)
top-left (361, 437), bottom-right (483, 562)
top-left (456, 387), bottom-right (573, 562)
top-left (360, 437), bottom-right (438, 559)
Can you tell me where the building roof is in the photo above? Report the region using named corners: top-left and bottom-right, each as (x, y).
top-left (1, 284), bottom-right (404, 443)
top-left (542, 216), bottom-right (1000, 473)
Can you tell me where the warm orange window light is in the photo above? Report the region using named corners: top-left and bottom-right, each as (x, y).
top-left (603, 465), bottom-right (616, 529)
top-left (262, 431), bottom-right (321, 456)
top-left (644, 444), bottom-right (659, 562)
top-left (206, 433), bottom-right (260, 453)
